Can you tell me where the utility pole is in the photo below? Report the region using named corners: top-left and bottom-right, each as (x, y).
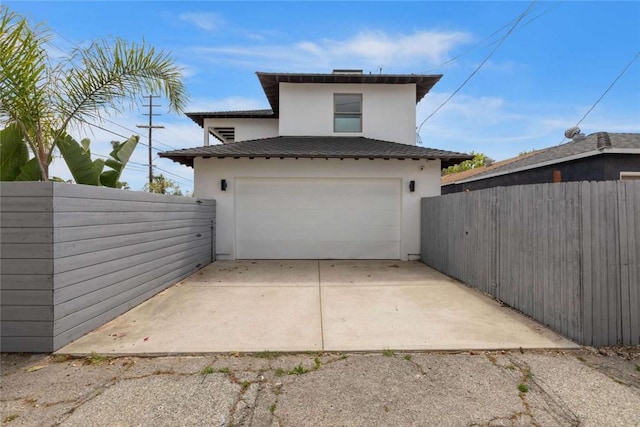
top-left (136, 95), bottom-right (165, 186)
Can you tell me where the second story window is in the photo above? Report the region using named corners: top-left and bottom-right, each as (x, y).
top-left (334, 94), bottom-right (362, 132)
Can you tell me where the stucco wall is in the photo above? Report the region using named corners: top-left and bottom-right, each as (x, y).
top-left (202, 118), bottom-right (279, 144)
top-left (194, 157), bottom-right (440, 261)
top-left (278, 83), bottom-right (417, 145)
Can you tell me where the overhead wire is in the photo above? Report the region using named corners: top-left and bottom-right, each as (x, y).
top-left (65, 119), bottom-right (194, 183)
top-left (573, 50), bottom-right (640, 129)
top-left (43, 30), bottom-right (182, 151)
top-left (417, 0), bottom-right (537, 133)
top-left (421, 1), bottom-right (557, 74)
top-left (30, 23), bottom-right (194, 188)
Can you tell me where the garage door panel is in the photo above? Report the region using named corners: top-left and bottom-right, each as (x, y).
top-left (237, 194), bottom-right (398, 211)
top-left (235, 178), bottom-right (401, 259)
top-left (237, 240), bottom-right (400, 260)
top-left (237, 224), bottom-right (400, 242)
top-left (236, 179), bottom-right (399, 196)
top-left (236, 209), bottom-right (399, 227)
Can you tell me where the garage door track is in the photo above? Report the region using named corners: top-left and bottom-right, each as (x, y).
top-left (59, 260), bottom-right (576, 354)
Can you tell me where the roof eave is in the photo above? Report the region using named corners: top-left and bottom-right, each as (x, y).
top-left (159, 152), bottom-right (472, 168)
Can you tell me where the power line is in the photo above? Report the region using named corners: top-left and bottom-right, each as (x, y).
top-left (100, 116), bottom-right (178, 150)
top-left (417, 0), bottom-right (537, 133)
top-left (574, 50), bottom-right (640, 128)
top-left (74, 118), bottom-right (167, 152)
top-left (45, 31), bottom-right (181, 152)
top-left (421, 1), bottom-right (556, 74)
top-left (152, 165), bottom-right (193, 184)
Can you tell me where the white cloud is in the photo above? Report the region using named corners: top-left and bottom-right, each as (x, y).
top-left (179, 12), bottom-right (224, 32)
top-left (191, 29), bottom-right (471, 71)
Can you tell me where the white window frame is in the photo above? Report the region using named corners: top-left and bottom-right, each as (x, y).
top-left (334, 93), bottom-right (362, 133)
top-left (620, 171), bottom-right (640, 181)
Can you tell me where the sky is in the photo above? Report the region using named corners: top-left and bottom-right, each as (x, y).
top-left (5, 1), bottom-right (640, 194)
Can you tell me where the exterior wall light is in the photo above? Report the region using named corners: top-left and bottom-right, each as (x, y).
top-left (221, 179), bottom-right (227, 191)
top-left (409, 180), bottom-right (416, 192)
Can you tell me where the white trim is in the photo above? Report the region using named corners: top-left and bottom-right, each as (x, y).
top-left (620, 171), bottom-right (640, 181)
top-left (606, 148), bottom-right (640, 154)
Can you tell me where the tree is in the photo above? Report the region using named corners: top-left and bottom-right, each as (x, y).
top-left (143, 174), bottom-right (183, 196)
top-left (0, 6), bottom-right (188, 181)
top-left (442, 152), bottom-right (493, 175)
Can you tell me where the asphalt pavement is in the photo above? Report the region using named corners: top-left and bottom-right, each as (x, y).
top-left (2, 347), bottom-right (639, 426)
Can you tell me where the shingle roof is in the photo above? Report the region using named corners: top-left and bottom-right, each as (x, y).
top-left (444, 132), bottom-right (640, 185)
top-left (440, 150), bottom-right (541, 185)
top-left (186, 110), bottom-right (275, 127)
top-left (159, 136), bottom-right (472, 168)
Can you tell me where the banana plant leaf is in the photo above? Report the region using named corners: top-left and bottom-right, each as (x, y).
top-left (0, 125), bottom-right (29, 180)
top-left (99, 135), bottom-right (139, 187)
top-left (15, 157), bottom-right (43, 181)
top-left (57, 135), bottom-right (104, 186)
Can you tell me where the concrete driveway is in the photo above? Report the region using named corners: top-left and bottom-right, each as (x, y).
top-left (59, 260), bottom-right (576, 354)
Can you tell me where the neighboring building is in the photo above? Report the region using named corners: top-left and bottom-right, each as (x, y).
top-left (160, 70), bottom-right (471, 260)
top-left (441, 131), bottom-right (640, 194)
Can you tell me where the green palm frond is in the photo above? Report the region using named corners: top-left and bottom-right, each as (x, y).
top-left (1, 6), bottom-right (188, 182)
top-left (58, 38), bottom-right (187, 136)
top-left (0, 6), bottom-right (51, 154)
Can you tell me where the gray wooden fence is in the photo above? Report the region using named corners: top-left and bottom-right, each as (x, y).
top-left (421, 181), bottom-right (639, 346)
top-left (1, 182), bottom-right (215, 352)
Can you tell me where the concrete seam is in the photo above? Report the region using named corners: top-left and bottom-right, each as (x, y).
top-left (318, 259), bottom-right (325, 351)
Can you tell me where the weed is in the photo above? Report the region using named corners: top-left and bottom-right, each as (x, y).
top-left (339, 353), bottom-right (348, 360)
top-left (576, 356), bottom-right (586, 362)
top-left (51, 354), bottom-right (71, 363)
top-left (288, 364), bottom-right (308, 375)
top-left (506, 365), bottom-right (516, 370)
top-left (241, 380), bottom-right (251, 390)
top-left (85, 352), bottom-right (109, 365)
top-left (518, 383), bottom-right (529, 393)
top-left (200, 366), bottom-right (215, 375)
top-left (382, 349), bottom-right (394, 357)
top-left (403, 354), bottom-right (412, 361)
top-left (521, 368), bottom-right (533, 381)
top-left (384, 406), bottom-right (390, 413)
top-left (3, 415), bottom-right (18, 423)
top-left (269, 403), bottom-right (276, 413)
top-left (635, 365), bottom-right (640, 372)
top-left (275, 368), bottom-right (285, 377)
top-left (255, 351), bottom-right (281, 359)
top-left (314, 357), bottom-right (321, 370)
top-left (216, 367), bottom-right (230, 374)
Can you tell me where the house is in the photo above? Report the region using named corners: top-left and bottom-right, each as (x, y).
top-left (160, 70), bottom-right (471, 260)
top-left (441, 130), bottom-right (640, 194)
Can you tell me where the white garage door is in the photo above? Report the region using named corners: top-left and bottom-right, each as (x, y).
top-left (235, 178), bottom-right (401, 259)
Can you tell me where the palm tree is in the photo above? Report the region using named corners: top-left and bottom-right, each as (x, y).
top-left (0, 6), bottom-right (188, 181)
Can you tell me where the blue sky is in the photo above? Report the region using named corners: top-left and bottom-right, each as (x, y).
top-left (6, 1), bottom-right (640, 193)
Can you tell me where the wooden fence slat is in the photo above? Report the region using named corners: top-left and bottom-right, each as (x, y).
top-left (421, 180), bottom-right (639, 346)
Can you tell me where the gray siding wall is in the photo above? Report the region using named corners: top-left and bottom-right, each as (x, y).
top-left (421, 181), bottom-right (639, 346)
top-left (1, 182), bottom-right (215, 352)
top-left (1, 183), bottom-right (55, 352)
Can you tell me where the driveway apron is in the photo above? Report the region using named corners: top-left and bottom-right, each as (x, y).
top-left (58, 260), bottom-right (576, 354)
